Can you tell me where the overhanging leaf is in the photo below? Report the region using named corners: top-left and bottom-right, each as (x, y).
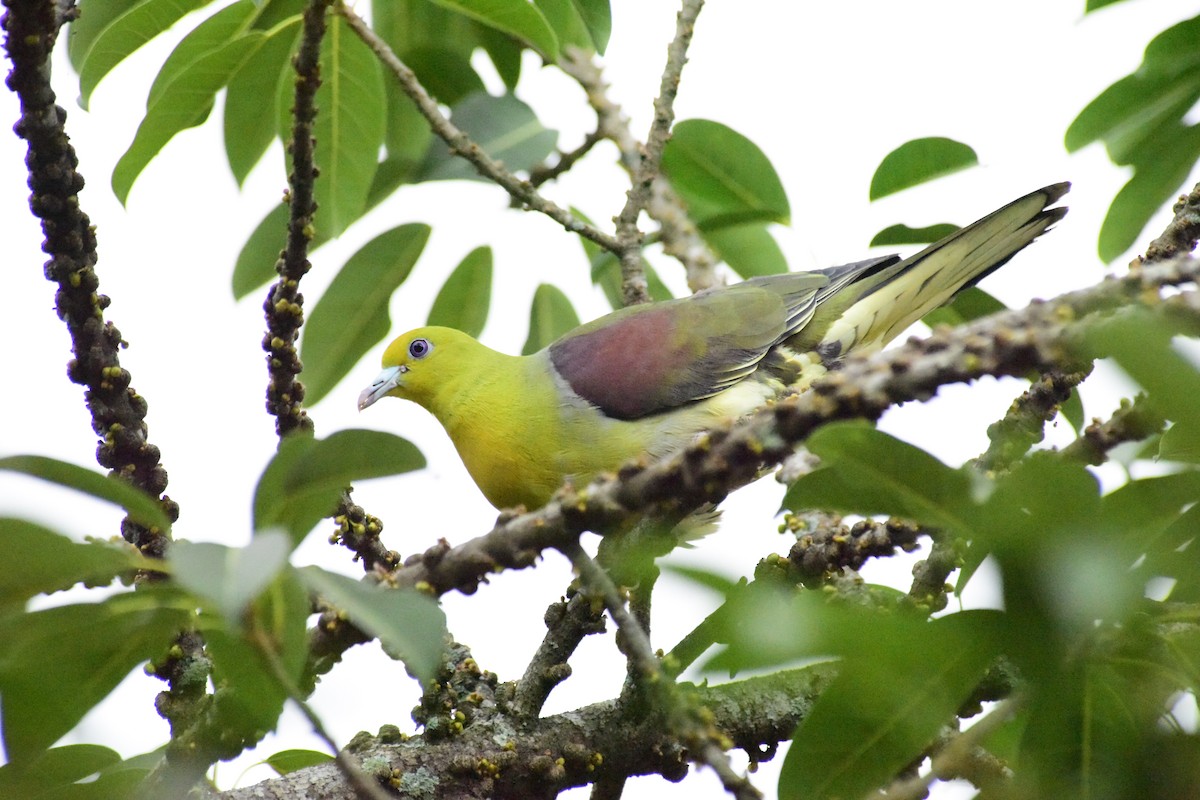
top-left (419, 93), bottom-right (558, 182)
top-left (300, 223), bottom-right (431, 405)
top-left (422, 0), bottom-right (558, 60)
top-left (224, 15), bottom-right (301, 185)
top-left (0, 518), bottom-right (151, 610)
top-left (427, 245), bottom-right (494, 337)
top-left (922, 286), bottom-right (1006, 327)
top-left (169, 532), bottom-right (292, 622)
top-left (298, 566), bottom-right (447, 683)
top-left (0, 455), bottom-right (171, 533)
top-left (704, 223), bottom-right (788, 278)
top-left (869, 222), bottom-right (959, 247)
top-left (868, 137), bottom-right (978, 201)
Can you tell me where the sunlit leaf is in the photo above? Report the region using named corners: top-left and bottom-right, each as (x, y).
top-left (522, 283), bottom-right (580, 354)
top-left (427, 246), bottom-right (493, 337)
top-left (422, 0), bottom-right (558, 60)
top-left (224, 15), bottom-right (300, 185)
top-left (300, 224), bottom-right (431, 405)
top-left (868, 137), bottom-right (978, 201)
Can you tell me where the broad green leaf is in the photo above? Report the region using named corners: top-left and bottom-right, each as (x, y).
top-left (571, 0), bottom-right (610, 53)
top-left (224, 15), bottom-right (301, 185)
top-left (147, 0), bottom-right (255, 109)
top-left (0, 590), bottom-right (191, 763)
top-left (300, 224), bottom-right (431, 405)
top-left (76, 0), bottom-right (217, 107)
top-left (1159, 421), bottom-right (1200, 463)
top-left (113, 31), bottom-right (264, 203)
top-left (203, 626), bottom-right (288, 733)
top-left (923, 286), bottom-right (1006, 327)
top-left (419, 93), bottom-right (558, 182)
top-left (1097, 125), bottom-right (1200, 262)
top-left (661, 119), bottom-right (790, 229)
top-left (232, 202), bottom-right (291, 299)
top-left (309, 16), bottom-right (387, 238)
top-left (780, 612), bottom-right (1003, 800)
top-left (868, 137), bottom-right (978, 201)
top-left (254, 429), bottom-right (425, 545)
top-left (533, 0), bottom-right (592, 53)
top-left (403, 47), bottom-right (488, 105)
top-left (780, 422), bottom-right (974, 535)
top-left (1085, 0), bottom-right (1128, 10)
top-left (68, 0), bottom-right (143, 71)
top-left (476, 24), bottom-right (524, 88)
top-left (704, 223), bottom-right (788, 277)
top-left (869, 222), bottom-right (959, 247)
top-left (252, 433), bottom-right (328, 544)
top-left (0, 518), bottom-right (151, 610)
top-left (522, 283), bottom-right (580, 355)
top-left (383, 80), bottom-right (435, 173)
top-left (282, 429), bottom-right (426, 497)
top-left (298, 566), bottom-right (447, 683)
top-left (264, 749), bottom-right (334, 775)
top-left (0, 743), bottom-right (125, 798)
top-left (427, 246), bottom-right (494, 337)
top-left (169, 532), bottom-right (292, 622)
top-left (0, 455), bottom-right (171, 532)
top-left (423, 0), bottom-right (558, 60)
top-left (250, 0), bottom-right (306, 30)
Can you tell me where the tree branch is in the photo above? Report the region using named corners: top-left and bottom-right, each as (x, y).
top-left (219, 665), bottom-right (836, 799)
top-left (336, 1), bottom-right (620, 254)
top-left (1144, 181), bottom-right (1200, 263)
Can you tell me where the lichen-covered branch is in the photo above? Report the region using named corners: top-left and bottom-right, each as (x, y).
top-left (1060, 393), bottom-right (1166, 465)
top-left (511, 592), bottom-right (606, 720)
top-left (1144, 181), bottom-right (1200, 263)
top-left (219, 664), bottom-right (837, 800)
top-left (974, 368), bottom-right (1091, 473)
top-left (336, 1), bottom-right (619, 254)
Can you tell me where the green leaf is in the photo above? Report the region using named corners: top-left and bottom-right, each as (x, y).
top-left (203, 626), bottom-right (289, 733)
top-left (300, 224), bottom-right (431, 405)
top-left (383, 80), bottom-right (435, 174)
top-left (476, 24), bottom-right (524, 89)
top-left (0, 455), bottom-right (171, 533)
top-left (922, 286), bottom-right (1006, 327)
top-left (522, 283), bottom-right (580, 355)
top-left (780, 612), bottom-right (1003, 800)
top-left (1097, 124), bottom-right (1200, 262)
top-left (1085, 0), bottom-right (1129, 10)
top-left (309, 16), bottom-right (387, 238)
top-left (76, 0), bottom-right (218, 108)
top-left (1159, 421), bottom-right (1200, 463)
top-left (573, 206), bottom-right (672, 308)
top-left (147, 0), bottom-right (256, 108)
top-left (780, 422), bottom-right (975, 535)
top-left (0, 518), bottom-right (151, 610)
top-left (251, 433), bottom-right (327, 544)
top-left (869, 222), bottom-right (959, 247)
top-left (868, 137), bottom-right (978, 201)
top-left (704, 223), bottom-right (788, 278)
top-left (427, 246), bottom-right (493, 337)
top-left (533, 0), bottom-right (593, 54)
top-left (571, 0), bottom-right (610, 53)
top-left (422, 0), bottom-right (558, 60)
top-left (68, 0), bottom-right (143, 72)
top-left (169, 532), bottom-right (292, 622)
top-left (282, 429), bottom-right (426, 496)
top-left (661, 119), bottom-right (791, 229)
top-left (419, 93), bottom-right (558, 182)
top-left (224, 15), bottom-right (301, 185)
top-left (264, 749), bottom-right (335, 775)
top-left (297, 566), bottom-right (447, 683)
top-left (232, 202), bottom-right (291, 299)
top-left (112, 31), bottom-right (264, 203)
top-left (0, 743), bottom-right (130, 799)
top-left (0, 590), bottom-right (191, 763)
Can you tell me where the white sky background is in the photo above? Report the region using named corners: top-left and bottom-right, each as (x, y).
top-left (1, 1), bottom-right (1197, 797)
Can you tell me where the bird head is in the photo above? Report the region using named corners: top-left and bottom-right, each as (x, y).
top-left (358, 326), bottom-right (479, 412)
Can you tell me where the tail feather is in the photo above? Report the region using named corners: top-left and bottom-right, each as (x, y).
top-left (815, 182), bottom-right (1069, 360)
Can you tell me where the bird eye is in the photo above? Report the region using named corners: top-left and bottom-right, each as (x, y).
top-left (408, 338), bottom-right (432, 359)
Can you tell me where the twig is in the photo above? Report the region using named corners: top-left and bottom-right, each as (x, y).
top-left (562, 540), bottom-right (763, 800)
top-left (612, 0), bottom-right (705, 305)
top-left (561, 51), bottom-right (721, 292)
top-left (512, 592), bottom-right (606, 720)
top-left (336, 1), bottom-right (620, 253)
top-left (529, 128), bottom-right (605, 188)
top-left (875, 698), bottom-right (1019, 800)
top-left (1061, 393), bottom-right (1166, 464)
top-left (973, 368), bottom-right (1091, 473)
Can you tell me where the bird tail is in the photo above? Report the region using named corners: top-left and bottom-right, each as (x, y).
top-left (809, 182), bottom-right (1069, 362)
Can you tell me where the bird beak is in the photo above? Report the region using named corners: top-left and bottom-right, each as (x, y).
top-left (358, 366), bottom-right (404, 411)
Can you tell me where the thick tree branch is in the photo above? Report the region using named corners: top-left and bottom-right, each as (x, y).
top-left (220, 664), bottom-right (837, 800)
top-left (336, 1), bottom-right (619, 254)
